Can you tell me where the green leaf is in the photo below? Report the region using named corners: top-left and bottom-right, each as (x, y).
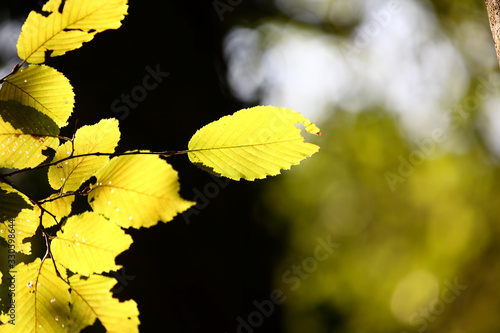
top-left (0, 65), bottom-right (75, 127)
top-left (188, 105), bottom-right (321, 180)
top-left (17, 0), bottom-right (129, 63)
top-left (67, 274), bottom-right (139, 333)
top-left (0, 100), bottom-right (59, 169)
top-left (0, 183), bottom-right (38, 255)
top-left (88, 154), bottom-right (195, 228)
top-left (51, 212), bottom-right (133, 275)
top-left (0, 259), bottom-right (70, 332)
top-left (48, 118), bottom-right (120, 192)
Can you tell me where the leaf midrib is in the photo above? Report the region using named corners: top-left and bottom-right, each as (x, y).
top-left (189, 137), bottom-right (305, 152)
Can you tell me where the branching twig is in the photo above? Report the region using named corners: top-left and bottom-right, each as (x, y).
top-left (0, 149), bottom-right (189, 178)
top-left (39, 191), bottom-right (79, 203)
top-left (1, 173), bottom-right (59, 263)
top-left (0, 173), bottom-right (59, 225)
top-left (38, 212), bottom-right (66, 282)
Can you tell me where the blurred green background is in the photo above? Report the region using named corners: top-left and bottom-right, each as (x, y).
top-left (1, 0), bottom-right (500, 332)
top-left (246, 0), bottom-right (500, 332)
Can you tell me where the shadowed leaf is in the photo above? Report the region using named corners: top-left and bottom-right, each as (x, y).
top-left (0, 259), bottom-right (70, 332)
top-left (0, 183), bottom-right (38, 254)
top-left (0, 65), bottom-right (74, 127)
top-left (0, 100), bottom-right (59, 169)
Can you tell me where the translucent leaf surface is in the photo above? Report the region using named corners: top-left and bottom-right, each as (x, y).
top-left (51, 212), bottom-right (133, 275)
top-left (0, 183), bottom-right (38, 254)
top-left (0, 259), bottom-right (70, 332)
top-left (17, 0), bottom-right (129, 63)
top-left (0, 209), bottom-right (38, 255)
top-left (88, 154), bottom-right (195, 228)
top-left (0, 272), bottom-right (4, 325)
top-left (36, 194), bottom-right (75, 228)
top-left (188, 106), bottom-right (321, 180)
top-left (48, 118), bottom-right (120, 192)
top-left (0, 65), bottom-right (74, 127)
top-left (0, 100), bottom-right (59, 169)
top-left (67, 274), bottom-right (139, 333)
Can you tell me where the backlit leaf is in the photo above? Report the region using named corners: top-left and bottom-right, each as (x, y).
top-left (48, 118), bottom-right (120, 192)
top-left (36, 194), bottom-right (75, 228)
top-left (0, 272), bottom-right (6, 327)
top-left (0, 65), bottom-right (74, 127)
top-left (88, 154), bottom-right (195, 228)
top-left (67, 274), bottom-right (139, 332)
top-left (0, 183), bottom-right (38, 255)
top-left (0, 209), bottom-right (38, 255)
top-left (51, 212), bottom-right (133, 275)
top-left (188, 106), bottom-right (321, 180)
top-left (0, 259), bottom-right (70, 332)
top-left (17, 0), bottom-right (128, 63)
top-left (0, 100), bottom-right (59, 169)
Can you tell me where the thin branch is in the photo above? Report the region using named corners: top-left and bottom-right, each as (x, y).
top-left (0, 149), bottom-right (189, 178)
top-left (39, 191), bottom-right (79, 204)
top-left (39, 207), bottom-right (58, 226)
top-left (0, 173), bottom-right (59, 225)
top-left (485, 0), bottom-right (500, 67)
top-left (0, 146), bottom-right (189, 260)
top-left (41, 225), bottom-right (51, 262)
top-left (39, 213), bottom-right (66, 282)
top-left (40, 217), bottom-right (65, 281)
top-left (0, 174), bottom-right (59, 269)
top-left (1, 174), bottom-right (60, 267)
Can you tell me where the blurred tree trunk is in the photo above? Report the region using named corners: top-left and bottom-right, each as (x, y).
top-left (486, 0), bottom-right (500, 67)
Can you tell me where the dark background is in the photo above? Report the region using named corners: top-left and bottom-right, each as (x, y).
top-left (2, 1), bottom-right (286, 332)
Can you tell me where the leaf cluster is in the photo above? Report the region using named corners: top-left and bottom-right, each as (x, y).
top-left (0, 0), bottom-right (321, 331)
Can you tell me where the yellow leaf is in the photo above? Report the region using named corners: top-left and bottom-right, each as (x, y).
top-left (88, 154), bottom-right (195, 228)
top-left (36, 194), bottom-right (75, 228)
top-left (48, 118), bottom-right (120, 192)
top-left (0, 209), bottom-right (38, 255)
top-left (51, 212), bottom-right (133, 275)
top-left (17, 0), bottom-right (128, 63)
top-left (0, 183), bottom-right (38, 255)
top-left (67, 274), bottom-right (139, 333)
top-left (0, 259), bottom-right (70, 332)
top-left (0, 65), bottom-right (74, 127)
top-left (0, 101), bottom-right (59, 169)
top-left (188, 106), bottom-right (321, 180)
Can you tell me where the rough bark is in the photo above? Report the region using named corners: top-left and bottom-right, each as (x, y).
top-left (485, 0), bottom-right (500, 67)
